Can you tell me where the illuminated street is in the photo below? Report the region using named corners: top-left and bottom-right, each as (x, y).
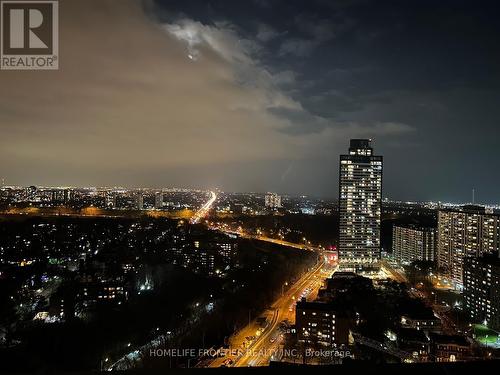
top-left (190, 191), bottom-right (217, 224)
top-left (205, 257), bottom-right (334, 368)
top-left (208, 222), bottom-right (318, 252)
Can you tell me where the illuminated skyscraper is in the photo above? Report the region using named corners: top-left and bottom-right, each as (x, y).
top-left (338, 139), bottom-right (383, 269)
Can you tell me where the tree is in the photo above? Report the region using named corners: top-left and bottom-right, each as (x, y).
top-left (0, 296), bottom-right (18, 347)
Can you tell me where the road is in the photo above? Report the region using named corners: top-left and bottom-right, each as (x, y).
top-left (242, 234), bottom-right (316, 252)
top-left (205, 258), bottom-right (333, 368)
top-left (380, 260), bottom-right (407, 283)
top-left (208, 224), bottom-right (317, 252)
top-left (235, 259), bottom-right (333, 367)
top-left (190, 191), bottom-right (217, 224)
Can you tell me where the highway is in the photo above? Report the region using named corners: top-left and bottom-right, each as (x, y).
top-left (192, 197), bottom-right (335, 367)
top-left (190, 191), bottom-right (217, 224)
top-left (242, 234), bottom-right (316, 252)
top-left (205, 258), bottom-right (333, 368)
top-left (208, 223), bottom-right (318, 252)
top-left (239, 260), bottom-right (330, 367)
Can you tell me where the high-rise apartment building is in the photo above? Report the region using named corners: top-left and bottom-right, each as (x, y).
top-left (136, 193), bottom-right (143, 210)
top-left (339, 139), bottom-right (383, 269)
top-left (393, 225), bottom-right (436, 265)
top-left (463, 254), bottom-right (500, 330)
top-left (154, 191), bottom-right (163, 209)
top-left (265, 192), bottom-right (281, 209)
top-left (437, 206), bottom-right (500, 287)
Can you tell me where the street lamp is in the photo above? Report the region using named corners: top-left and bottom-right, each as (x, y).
top-left (100, 357), bottom-right (109, 371)
top-left (282, 282), bottom-right (288, 296)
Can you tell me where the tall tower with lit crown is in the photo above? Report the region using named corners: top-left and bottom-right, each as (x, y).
top-left (338, 139), bottom-right (383, 270)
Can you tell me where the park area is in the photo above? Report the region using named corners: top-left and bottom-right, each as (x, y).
top-left (473, 324), bottom-right (500, 349)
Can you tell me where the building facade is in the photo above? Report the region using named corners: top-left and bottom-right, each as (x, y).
top-left (265, 192), bottom-right (281, 209)
top-left (136, 193), bottom-right (143, 210)
top-left (430, 333), bottom-right (472, 362)
top-left (463, 254), bottom-right (500, 330)
top-left (154, 191), bottom-right (163, 209)
top-left (339, 139), bottom-right (383, 268)
top-left (437, 206), bottom-right (500, 286)
top-left (393, 225), bottom-right (436, 265)
top-left (296, 299), bottom-right (350, 347)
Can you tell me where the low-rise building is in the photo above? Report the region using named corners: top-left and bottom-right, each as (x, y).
top-left (296, 299), bottom-right (350, 347)
top-left (400, 299), bottom-right (441, 332)
top-left (77, 280), bottom-right (128, 308)
top-left (396, 328), bottom-right (431, 362)
top-left (430, 333), bottom-right (472, 362)
top-left (400, 312), bottom-right (441, 332)
top-left (318, 271), bottom-right (372, 301)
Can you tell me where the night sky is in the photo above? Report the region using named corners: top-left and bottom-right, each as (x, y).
top-left (1, 0), bottom-right (499, 202)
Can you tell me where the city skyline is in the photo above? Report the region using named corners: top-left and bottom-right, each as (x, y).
top-left (1, 0), bottom-right (500, 202)
top-left (1, 181), bottom-right (498, 208)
